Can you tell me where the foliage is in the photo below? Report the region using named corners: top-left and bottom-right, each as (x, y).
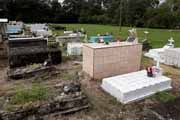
top-left (0, 0), bottom-right (180, 28)
top-left (11, 84), bottom-right (50, 105)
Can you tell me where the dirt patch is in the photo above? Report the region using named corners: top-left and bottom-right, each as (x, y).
top-left (0, 58), bottom-right (8, 86)
top-left (150, 97), bottom-right (180, 120)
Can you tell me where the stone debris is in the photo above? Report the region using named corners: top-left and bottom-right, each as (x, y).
top-left (7, 64), bottom-right (54, 80)
top-left (63, 83), bottom-right (81, 94)
top-left (0, 83), bottom-right (89, 120)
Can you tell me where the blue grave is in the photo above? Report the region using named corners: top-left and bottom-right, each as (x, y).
top-left (89, 35), bottom-right (114, 43)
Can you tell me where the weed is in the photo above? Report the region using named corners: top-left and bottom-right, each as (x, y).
top-left (141, 56), bottom-right (154, 68)
top-left (163, 71), bottom-right (172, 77)
top-left (61, 73), bottom-right (78, 80)
top-left (10, 84), bottom-right (50, 105)
top-left (154, 91), bottom-right (176, 103)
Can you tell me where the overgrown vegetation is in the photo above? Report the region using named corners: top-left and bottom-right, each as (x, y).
top-left (10, 84), bottom-right (50, 105)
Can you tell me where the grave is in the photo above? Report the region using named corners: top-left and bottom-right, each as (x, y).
top-left (101, 70), bottom-right (172, 104)
top-left (164, 48), bottom-right (180, 67)
top-left (7, 64), bottom-right (54, 79)
top-left (67, 43), bottom-right (83, 56)
top-left (89, 35), bottom-right (114, 43)
top-left (83, 42), bottom-right (142, 79)
top-left (7, 21), bottom-right (23, 35)
top-left (8, 37), bottom-right (48, 68)
top-left (0, 18), bottom-right (8, 58)
top-left (0, 18), bottom-right (8, 42)
top-left (56, 35), bottom-right (81, 44)
top-left (8, 36), bottom-right (61, 68)
top-left (27, 24), bottom-right (52, 37)
top-left (35, 29), bottom-right (52, 37)
top-left (64, 28), bottom-right (86, 37)
top-left (27, 24), bottom-right (47, 32)
top-left (9, 35), bottom-right (33, 38)
top-left (144, 38), bottom-right (175, 63)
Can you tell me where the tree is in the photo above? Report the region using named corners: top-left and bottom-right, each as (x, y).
top-left (144, 0), bottom-right (180, 28)
top-left (63, 0), bottom-right (87, 23)
top-left (0, 0), bottom-right (179, 28)
top-left (50, 0), bottom-right (65, 23)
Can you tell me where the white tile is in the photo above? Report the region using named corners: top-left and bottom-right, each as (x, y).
top-left (101, 70), bottom-right (172, 104)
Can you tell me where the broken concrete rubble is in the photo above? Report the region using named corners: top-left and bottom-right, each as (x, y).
top-left (7, 64), bottom-right (54, 80)
top-left (63, 82), bottom-right (81, 94)
top-left (0, 83), bottom-right (89, 120)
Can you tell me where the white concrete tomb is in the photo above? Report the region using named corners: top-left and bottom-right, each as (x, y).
top-left (144, 37), bottom-right (175, 63)
top-left (101, 70), bottom-right (172, 104)
top-left (67, 43), bottom-right (83, 55)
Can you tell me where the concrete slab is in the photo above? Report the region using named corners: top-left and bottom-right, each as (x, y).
top-left (101, 70), bottom-right (172, 104)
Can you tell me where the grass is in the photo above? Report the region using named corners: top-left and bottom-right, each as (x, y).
top-left (50, 24), bottom-right (180, 48)
top-left (154, 91), bottom-right (176, 103)
top-left (141, 56), bottom-right (154, 68)
top-left (61, 73), bottom-right (79, 80)
top-left (10, 84), bottom-right (50, 105)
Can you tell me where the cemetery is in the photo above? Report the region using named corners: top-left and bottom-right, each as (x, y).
top-left (0, 20), bottom-right (180, 120)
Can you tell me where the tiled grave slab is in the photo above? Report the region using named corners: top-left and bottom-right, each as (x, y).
top-left (101, 70), bottom-right (172, 104)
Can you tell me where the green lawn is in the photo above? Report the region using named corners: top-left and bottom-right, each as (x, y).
top-left (51, 24), bottom-right (180, 48)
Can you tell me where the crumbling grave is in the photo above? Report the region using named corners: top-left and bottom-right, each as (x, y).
top-left (0, 19), bottom-right (8, 59)
top-left (0, 83), bottom-right (89, 120)
top-left (8, 37), bottom-right (61, 68)
top-left (7, 64), bottom-right (55, 80)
